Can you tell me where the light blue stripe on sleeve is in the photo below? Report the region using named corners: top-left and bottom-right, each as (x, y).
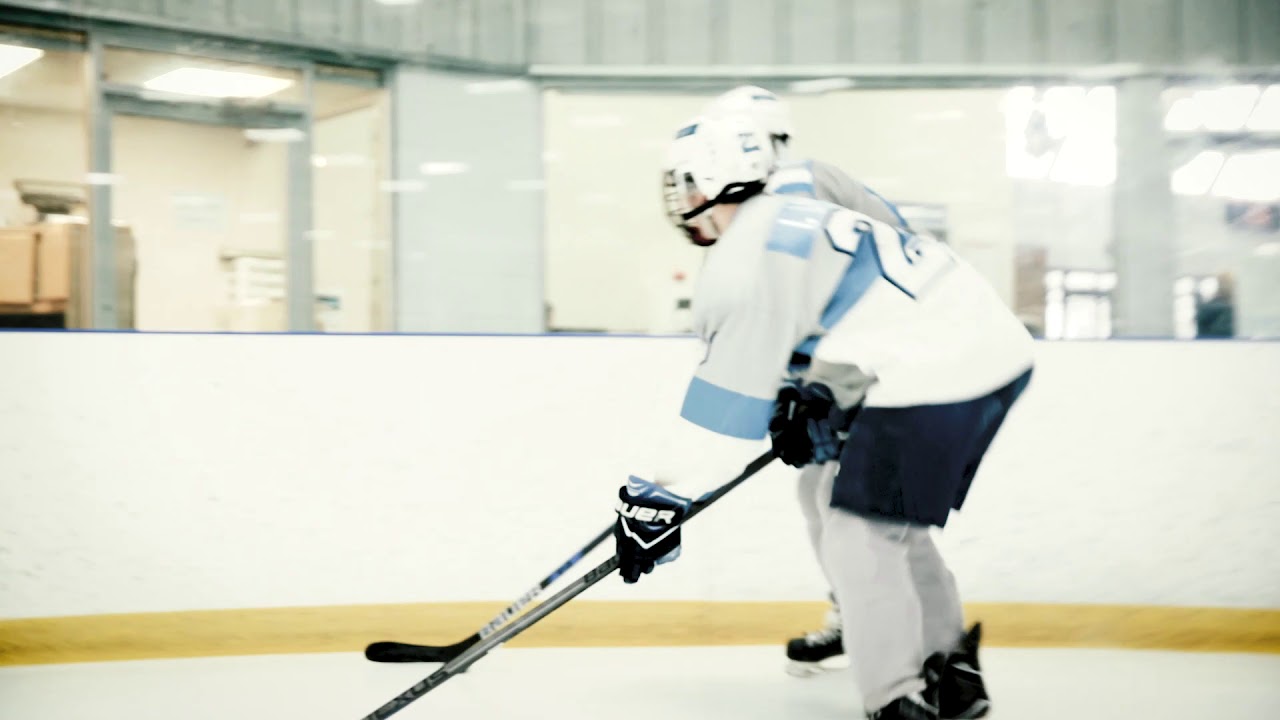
top-left (765, 202), bottom-right (830, 259)
top-left (679, 377), bottom-right (774, 440)
top-left (771, 182), bottom-right (815, 197)
top-left (765, 220), bottom-right (814, 258)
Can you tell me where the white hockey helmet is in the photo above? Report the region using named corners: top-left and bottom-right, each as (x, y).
top-left (662, 113), bottom-right (774, 246)
top-left (707, 85), bottom-right (795, 158)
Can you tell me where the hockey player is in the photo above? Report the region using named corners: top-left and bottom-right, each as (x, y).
top-left (706, 85), bottom-right (913, 675)
top-left (612, 114), bottom-right (1033, 720)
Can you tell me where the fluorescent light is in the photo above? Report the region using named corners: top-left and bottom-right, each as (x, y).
top-left (1212, 151), bottom-right (1280, 202)
top-left (244, 128), bottom-right (305, 143)
top-left (465, 79), bottom-right (531, 95)
top-left (788, 77), bottom-right (856, 94)
top-left (143, 67), bottom-right (294, 99)
top-left (419, 161), bottom-right (469, 176)
top-left (1040, 86), bottom-right (1086, 138)
top-left (45, 214), bottom-right (88, 225)
top-left (0, 43), bottom-right (42, 80)
top-left (1003, 87), bottom-right (1053, 180)
top-left (1171, 151), bottom-right (1225, 195)
top-left (1047, 134), bottom-right (1115, 186)
top-left (1198, 85), bottom-right (1261, 132)
top-left (1083, 86), bottom-right (1116, 138)
top-left (1246, 85), bottom-right (1280, 131)
top-left (1164, 96), bottom-right (1202, 132)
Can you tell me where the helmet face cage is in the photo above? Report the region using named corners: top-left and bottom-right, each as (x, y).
top-left (661, 113), bottom-right (774, 247)
top-left (662, 168), bottom-right (717, 246)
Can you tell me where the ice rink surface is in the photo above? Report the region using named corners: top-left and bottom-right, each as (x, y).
top-left (2, 645), bottom-right (1278, 719)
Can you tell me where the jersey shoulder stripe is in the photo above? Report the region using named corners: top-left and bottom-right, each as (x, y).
top-left (764, 197), bottom-right (833, 259)
top-left (765, 160), bottom-right (817, 198)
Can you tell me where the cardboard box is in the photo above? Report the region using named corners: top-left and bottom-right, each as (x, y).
top-left (0, 228), bottom-right (37, 304)
top-left (35, 223), bottom-right (72, 301)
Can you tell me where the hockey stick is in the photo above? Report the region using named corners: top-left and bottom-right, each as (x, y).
top-left (359, 449), bottom-right (776, 720)
top-left (364, 525), bottom-right (613, 663)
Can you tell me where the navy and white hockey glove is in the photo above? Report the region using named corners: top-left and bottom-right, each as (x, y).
top-left (614, 477), bottom-right (692, 584)
top-left (768, 380), bottom-right (854, 468)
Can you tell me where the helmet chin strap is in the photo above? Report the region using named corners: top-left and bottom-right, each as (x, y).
top-left (679, 181), bottom-right (765, 246)
top-left (680, 180), bottom-right (765, 223)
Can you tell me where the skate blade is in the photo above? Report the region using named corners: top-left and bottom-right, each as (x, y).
top-left (785, 655), bottom-right (849, 678)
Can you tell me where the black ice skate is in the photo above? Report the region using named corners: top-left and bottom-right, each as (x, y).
top-left (785, 605), bottom-right (846, 677)
top-left (868, 693), bottom-right (940, 720)
top-left (938, 623), bottom-right (991, 719)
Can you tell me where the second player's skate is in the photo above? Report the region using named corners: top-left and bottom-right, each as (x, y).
top-left (937, 623), bottom-right (991, 719)
top-left (785, 606), bottom-right (847, 676)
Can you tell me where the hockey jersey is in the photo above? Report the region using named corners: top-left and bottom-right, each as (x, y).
top-left (765, 159), bottom-right (910, 231)
top-left (651, 192), bottom-right (1033, 496)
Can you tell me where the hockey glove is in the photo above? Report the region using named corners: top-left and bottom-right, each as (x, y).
top-left (614, 477), bottom-right (692, 584)
top-left (768, 380), bottom-right (853, 468)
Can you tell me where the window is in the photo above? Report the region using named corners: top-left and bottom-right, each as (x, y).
top-left (1004, 86), bottom-right (1116, 186)
top-left (1044, 269), bottom-right (1116, 339)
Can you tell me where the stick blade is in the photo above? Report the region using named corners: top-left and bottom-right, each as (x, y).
top-left (364, 641), bottom-right (456, 663)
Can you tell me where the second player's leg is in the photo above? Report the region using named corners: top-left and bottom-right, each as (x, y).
top-left (787, 462), bottom-right (845, 675)
top-left (907, 530), bottom-right (963, 659)
top-left (822, 511), bottom-right (931, 714)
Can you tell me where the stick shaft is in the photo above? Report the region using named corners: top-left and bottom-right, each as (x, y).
top-left (359, 449), bottom-right (775, 719)
top-left (364, 525), bottom-right (613, 662)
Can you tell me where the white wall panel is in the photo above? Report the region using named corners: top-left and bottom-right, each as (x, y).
top-left (1, 333), bottom-right (1277, 618)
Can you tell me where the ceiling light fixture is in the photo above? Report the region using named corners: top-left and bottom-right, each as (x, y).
top-left (143, 67), bottom-right (294, 99)
top-left (0, 43), bottom-right (43, 80)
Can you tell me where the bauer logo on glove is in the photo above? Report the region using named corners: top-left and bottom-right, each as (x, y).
top-left (616, 501), bottom-right (679, 525)
top-left (614, 477), bottom-right (692, 584)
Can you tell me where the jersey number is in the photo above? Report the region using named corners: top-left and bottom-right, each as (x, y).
top-left (823, 209), bottom-right (955, 299)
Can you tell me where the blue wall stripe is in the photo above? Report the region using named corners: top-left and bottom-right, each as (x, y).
top-left (679, 377), bottom-right (774, 440)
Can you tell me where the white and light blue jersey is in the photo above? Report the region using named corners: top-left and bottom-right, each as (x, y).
top-left (648, 193), bottom-right (1033, 496)
top-left (766, 159), bottom-right (911, 231)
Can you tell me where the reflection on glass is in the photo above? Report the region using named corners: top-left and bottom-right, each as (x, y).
top-left (0, 43), bottom-right (93, 329)
top-left (110, 115), bottom-right (288, 331)
top-left (103, 47), bottom-right (303, 104)
top-left (1171, 151), bottom-right (1225, 196)
top-left (1043, 270), bottom-right (1118, 340)
top-left (1246, 86), bottom-right (1280, 131)
top-left (1212, 152), bottom-right (1280, 203)
top-left (1004, 85), bottom-right (1115, 186)
top-left (0, 43), bottom-right (43, 79)
top-left (311, 78), bottom-right (390, 332)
